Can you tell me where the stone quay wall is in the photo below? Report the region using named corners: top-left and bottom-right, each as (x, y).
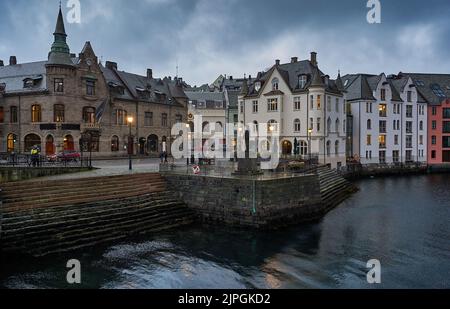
top-left (0, 167), bottom-right (91, 183)
top-left (164, 174), bottom-right (326, 228)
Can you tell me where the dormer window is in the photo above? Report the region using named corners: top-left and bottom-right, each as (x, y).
top-left (272, 78), bottom-right (279, 91)
top-left (255, 82), bottom-right (261, 92)
top-left (23, 79), bottom-right (34, 88)
top-left (136, 87), bottom-right (150, 99)
top-left (298, 75), bottom-right (307, 89)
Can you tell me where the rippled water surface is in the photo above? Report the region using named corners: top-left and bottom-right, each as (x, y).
top-left (1, 174), bottom-right (449, 289)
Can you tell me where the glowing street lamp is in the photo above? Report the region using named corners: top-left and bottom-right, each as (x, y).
top-left (308, 128), bottom-right (313, 163)
top-left (128, 116), bottom-right (134, 171)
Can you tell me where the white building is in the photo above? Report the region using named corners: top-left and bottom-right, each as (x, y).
top-left (185, 91), bottom-right (226, 144)
top-left (238, 53), bottom-right (347, 169)
top-left (343, 73), bottom-right (428, 164)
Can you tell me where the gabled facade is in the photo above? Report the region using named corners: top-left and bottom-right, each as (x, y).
top-left (239, 53), bottom-right (347, 169)
top-left (0, 7), bottom-right (188, 157)
top-left (343, 73), bottom-right (428, 164)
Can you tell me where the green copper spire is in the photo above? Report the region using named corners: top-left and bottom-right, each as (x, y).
top-left (51, 7), bottom-right (69, 54)
top-left (48, 7), bottom-right (73, 67)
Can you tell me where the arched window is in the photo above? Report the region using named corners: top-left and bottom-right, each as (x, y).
top-left (336, 119), bottom-right (340, 133)
top-left (327, 117), bottom-right (332, 132)
top-left (31, 105), bottom-right (41, 123)
top-left (64, 135), bottom-right (75, 151)
top-left (202, 122), bottom-right (210, 132)
top-left (24, 134), bottom-right (41, 152)
top-left (335, 140), bottom-right (340, 156)
top-left (419, 121), bottom-right (424, 131)
top-left (215, 122), bottom-right (223, 132)
top-left (272, 78), bottom-right (279, 91)
top-left (83, 107), bottom-right (96, 124)
top-left (54, 104), bottom-right (65, 123)
top-left (268, 120), bottom-right (278, 134)
top-left (111, 136), bottom-right (120, 152)
top-left (326, 140), bottom-right (331, 157)
top-left (300, 141), bottom-right (308, 156)
top-left (294, 119), bottom-right (301, 132)
top-left (367, 119), bottom-right (372, 130)
top-left (45, 135), bottom-right (55, 155)
top-left (147, 134), bottom-right (159, 153)
top-left (7, 133), bottom-right (17, 153)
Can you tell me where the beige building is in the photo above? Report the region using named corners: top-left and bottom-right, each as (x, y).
top-left (0, 8), bottom-right (188, 158)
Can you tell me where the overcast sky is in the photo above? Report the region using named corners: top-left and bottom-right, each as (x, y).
top-left (1, 0), bottom-right (449, 86)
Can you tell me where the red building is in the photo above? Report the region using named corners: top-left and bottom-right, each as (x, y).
top-left (407, 74), bottom-right (450, 165)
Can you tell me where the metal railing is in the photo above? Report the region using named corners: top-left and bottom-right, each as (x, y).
top-left (0, 153), bottom-right (91, 168)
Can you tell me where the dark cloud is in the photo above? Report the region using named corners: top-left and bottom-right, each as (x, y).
top-left (1, 0), bottom-right (449, 85)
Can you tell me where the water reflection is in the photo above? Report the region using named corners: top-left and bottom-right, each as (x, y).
top-left (1, 175), bottom-right (449, 289)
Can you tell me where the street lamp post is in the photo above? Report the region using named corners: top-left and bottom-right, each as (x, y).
top-left (128, 116), bottom-right (134, 171)
top-left (186, 123), bottom-right (190, 166)
top-left (308, 128), bottom-right (313, 164)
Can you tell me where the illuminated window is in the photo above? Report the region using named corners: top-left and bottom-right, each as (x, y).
top-left (54, 78), bottom-right (64, 93)
top-left (379, 135), bottom-right (386, 148)
top-left (31, 105), bottom-right (41, 123)
top-left (379, 104), bottom-right (387, 117)
top-left (54, 104), bottom-right (65, 123)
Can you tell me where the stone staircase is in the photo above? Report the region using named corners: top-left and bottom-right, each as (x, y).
top-left (316, 166), bottom-right (357, 211)
top-left (0, 173), bottom-right (196, 256)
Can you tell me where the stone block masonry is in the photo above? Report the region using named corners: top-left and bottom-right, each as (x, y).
top-left (0, 173), bottom-right (195, 256)
top-left (164, 169), bottom-right (355, 229)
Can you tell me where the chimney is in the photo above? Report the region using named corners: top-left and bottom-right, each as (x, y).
top-left (9, 56), bottom-right (17, 66)
top-left (291, 57), bottom-right (298, 63)
top-left (310, 52), bottom-right (317, 66)
top-left (106, 61), bottom-right (118, 71)
top-left (147, 69), bottom-right (153, 79)
top-left (0, 60), bottom-right (4, 67)
top-left (275, 59), bottom-right (280, 66)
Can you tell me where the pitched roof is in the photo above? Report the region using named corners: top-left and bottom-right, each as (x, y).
top-left (245, 59), bottom-right (342, 97)
top-left (403, 73), bottom-right (450, 106)
top-left (185, 91), bottom-right (226, 110)
top-left (310, 65), bottom-right (324, 87)
top-left (185, 91), bottom-right (225, 102)
top-left (0, 61), bottom-right (47, 94)
top-left (101, 64), bottom-right (187, 106)
top-left (342, 74), bottom-right (376, 101)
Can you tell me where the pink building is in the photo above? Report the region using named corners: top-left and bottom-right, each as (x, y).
top-left (408, 74), bottom-right (450, 165)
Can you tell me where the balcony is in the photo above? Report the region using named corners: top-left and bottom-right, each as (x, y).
top-left (81, 122), bottom-right (101, 132)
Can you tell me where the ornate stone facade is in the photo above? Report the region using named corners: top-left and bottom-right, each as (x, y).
top-left (0, 8), bottom-right (188, 157)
